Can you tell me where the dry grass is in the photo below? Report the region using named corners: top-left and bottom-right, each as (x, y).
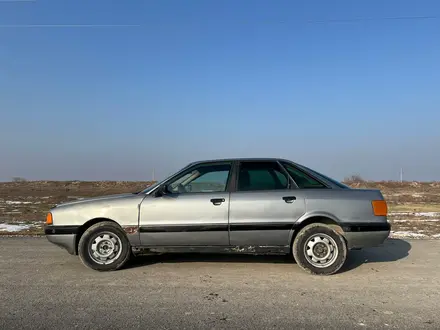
top-left (389, 204), bottom-right (440, 213)
top-left (1, 180), bottom-right (440, 237)
top-left (0, 181), bottom-right (154, 236)
top-left (345, 180), bottom-right (440, 238)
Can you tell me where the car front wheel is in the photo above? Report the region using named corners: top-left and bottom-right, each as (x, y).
top-left (292, 223), bottom-right (347, 275)
top-left (78, 221), bottom-right (131, 271)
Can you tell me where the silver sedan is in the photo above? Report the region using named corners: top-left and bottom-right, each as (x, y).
top-left (44, 158), bottom-right (390, 275)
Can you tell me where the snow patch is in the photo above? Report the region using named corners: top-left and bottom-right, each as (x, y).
top-left (417, 212), bottom-right (440, 217)
top-left (390, 212), bottom-right (440, 217)
top-left (5, 201), bottom-right (32, 205)
top-left (0, 223), bottom-right (32, 232)
top-left (391, 231), bottom-right (427, 238)
top-left (392, 219), bottom-right (440, 223)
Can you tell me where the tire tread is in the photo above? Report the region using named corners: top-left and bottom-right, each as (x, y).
top-left (292, 223), bottom-right (347, 275)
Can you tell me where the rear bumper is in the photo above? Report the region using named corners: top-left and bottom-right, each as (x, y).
top-left (342, 222), bottom-right (391, 249)
top-left (45, 225), bottom-right (79, 255)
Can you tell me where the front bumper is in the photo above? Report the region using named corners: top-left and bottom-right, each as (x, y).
top-left (45, 225), bottom-right (79, 255)
top-left (46, 234), bottom-right (77, 255)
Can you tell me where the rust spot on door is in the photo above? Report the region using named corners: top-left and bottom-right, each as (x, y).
top-left (122, 226), bottom-right (138, 235)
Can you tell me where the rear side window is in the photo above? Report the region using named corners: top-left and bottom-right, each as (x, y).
top-left (280, 162), bottom-right (327, 189)
top-left (237, 162), bottom-right (289, 191)
top-left (298, 165), bottom-right (350, 189)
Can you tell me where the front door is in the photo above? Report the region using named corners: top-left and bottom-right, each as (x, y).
top-left (139, 162), bottom-right (232, 246)
top-left (229, 161), bottom-right (306, 246)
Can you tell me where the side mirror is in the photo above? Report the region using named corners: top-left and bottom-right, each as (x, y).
top-left (155, 184), bottom-right (169, 197)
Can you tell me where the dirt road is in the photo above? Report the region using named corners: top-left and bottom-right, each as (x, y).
top-left (0, 238), bottom-right (439, 329)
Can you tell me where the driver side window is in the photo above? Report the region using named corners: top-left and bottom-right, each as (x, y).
top-left (167, 163), bottom-right (232, 194)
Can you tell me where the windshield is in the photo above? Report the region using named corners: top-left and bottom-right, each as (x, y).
top-left (139, 163), bottom-right (194, 194)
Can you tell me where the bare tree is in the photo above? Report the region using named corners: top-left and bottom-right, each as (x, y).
top-left (343, 174), bottom-right (365, 184)
top-left (12, 177), bottom-right (27, 182)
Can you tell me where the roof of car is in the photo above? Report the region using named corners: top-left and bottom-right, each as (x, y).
top-left (189, 157), bottom-right (293, 165)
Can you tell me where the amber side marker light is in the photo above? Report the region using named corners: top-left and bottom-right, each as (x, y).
top-left (372, 200), bottom-right (388, 216)
top-left (46, 212), bottom-right (53, 225)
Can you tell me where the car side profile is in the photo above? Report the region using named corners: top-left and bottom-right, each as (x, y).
top-left (44, 158), bottom-right (390, 275)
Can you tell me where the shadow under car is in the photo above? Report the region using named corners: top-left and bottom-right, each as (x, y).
top-left (124, 238), bottom-right (411, 272)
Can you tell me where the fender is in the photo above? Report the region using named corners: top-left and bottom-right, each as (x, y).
top-left (288, 211), bottom-right (343, 243)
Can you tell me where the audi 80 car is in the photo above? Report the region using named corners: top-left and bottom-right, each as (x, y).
top-left (44, 158), bottom-right (390, 275)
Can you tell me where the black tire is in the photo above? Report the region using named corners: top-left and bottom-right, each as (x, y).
top-left (78, 221), bottom-right (132, 271)
top-left (292, 223), bottom-right (347, 275)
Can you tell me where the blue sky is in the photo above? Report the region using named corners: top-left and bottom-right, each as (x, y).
top-left (0, 0), bottom-right (439, 182)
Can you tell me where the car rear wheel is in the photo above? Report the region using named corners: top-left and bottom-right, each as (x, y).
top-left (78, 221), bottom-right (131, 271)
top-left (292, 223), bottom-right (347, 275)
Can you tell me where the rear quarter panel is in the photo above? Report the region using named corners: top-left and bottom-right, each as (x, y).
top-left (298, 188), bottom-right (387, 224)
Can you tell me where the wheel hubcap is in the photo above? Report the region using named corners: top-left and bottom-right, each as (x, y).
top-left (89, 232), bottom-right (122, 265)
top-left (304, 233), bottom-right (339, 268)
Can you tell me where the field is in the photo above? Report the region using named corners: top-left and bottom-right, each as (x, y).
top-left (1, 180), bottom-right (440, 238)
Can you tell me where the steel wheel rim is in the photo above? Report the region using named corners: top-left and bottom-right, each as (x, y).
top-left (303, 233), bottom-right (338, 268)
top-left (88, 231), bottom-right (123, 265)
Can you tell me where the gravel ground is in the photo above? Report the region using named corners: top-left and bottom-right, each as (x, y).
top-left (0, 237), bottom-right (439, 329)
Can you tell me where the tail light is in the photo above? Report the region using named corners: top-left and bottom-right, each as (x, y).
top-left (372, 200), bottom-right (388, 216)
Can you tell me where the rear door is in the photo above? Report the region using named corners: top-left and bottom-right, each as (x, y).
top-left (228, 161), bottom-right (306, 246)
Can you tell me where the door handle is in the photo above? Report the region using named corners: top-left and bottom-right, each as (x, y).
top-left (282, 196), bottom-right (296, 203)
top-left (210, 198), bottom-right (225, 206)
